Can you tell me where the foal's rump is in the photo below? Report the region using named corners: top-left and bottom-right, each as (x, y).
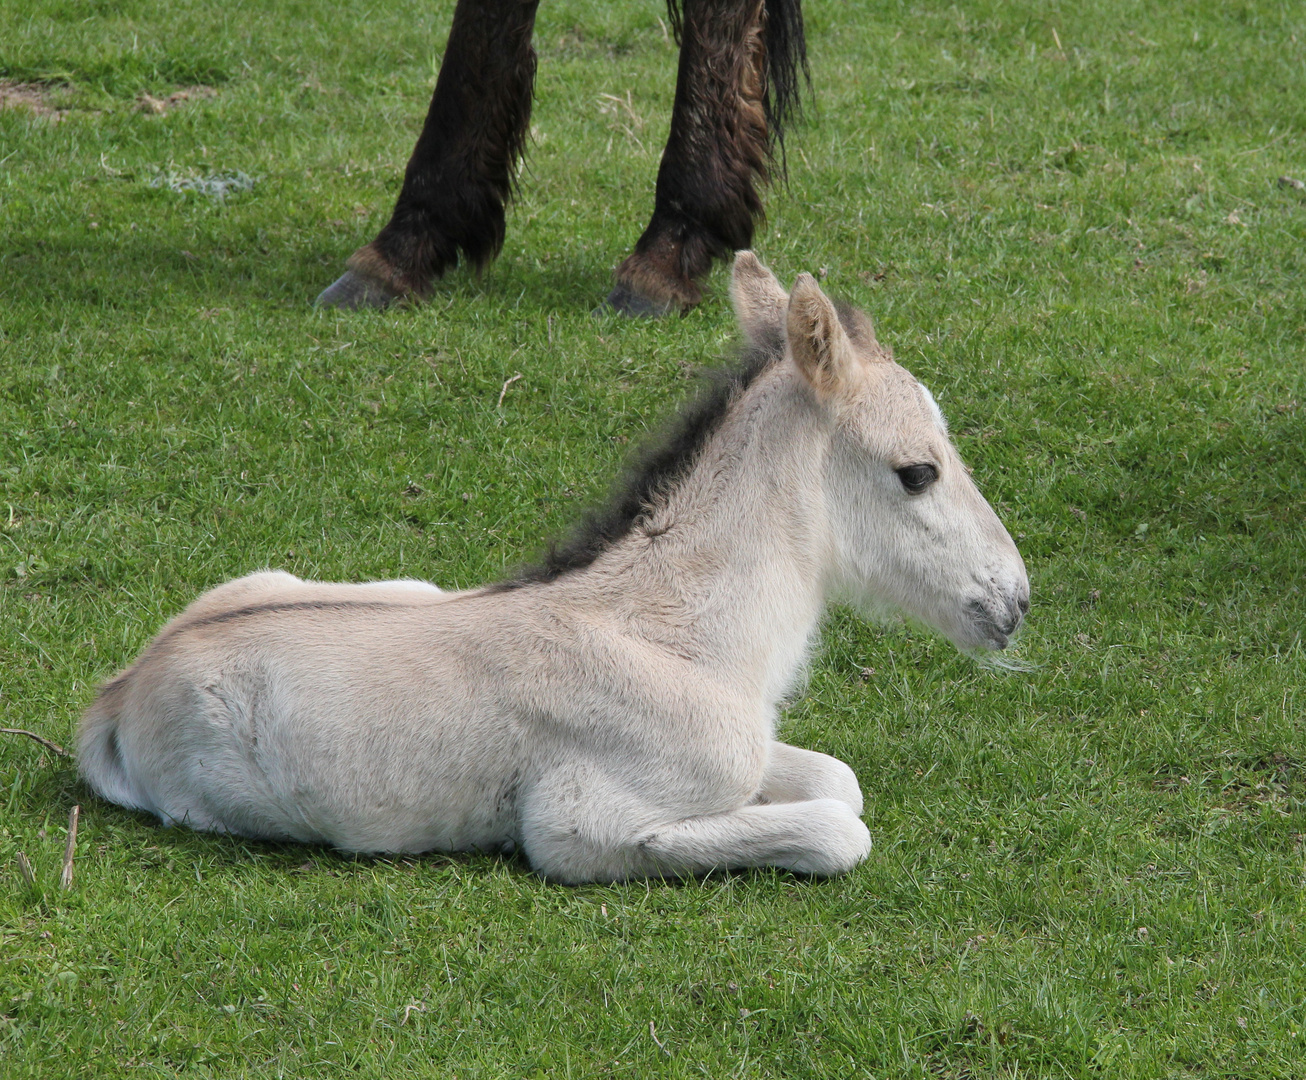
top-left (77, 571), bottom-right (522, 852)
top-left (78, 675), bottom-right (154, 815)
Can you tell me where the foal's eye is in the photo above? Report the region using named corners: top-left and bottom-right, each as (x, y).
top-left (895, 464), bottom-right (938, 494)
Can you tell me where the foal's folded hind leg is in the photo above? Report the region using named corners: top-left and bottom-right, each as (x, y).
top-left (607, 0), bottom-right (804, 316)
top-left (317, 0), bottom-right (539, 309)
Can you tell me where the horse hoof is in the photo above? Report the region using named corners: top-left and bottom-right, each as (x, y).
top-left (599, 282), bottom-right (675, 319)
top-left (315, 270), bottom-right (401, 310)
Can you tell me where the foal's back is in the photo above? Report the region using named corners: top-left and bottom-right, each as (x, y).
top-left (77, 566), bottom-right (718, 854)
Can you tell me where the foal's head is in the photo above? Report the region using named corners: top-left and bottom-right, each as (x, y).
top-left (731, 252), bottom-right (1030, 652)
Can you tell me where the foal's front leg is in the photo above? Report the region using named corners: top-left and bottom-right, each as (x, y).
top-left (632, 800), bottom-right (872, 880)
top-left (318, 0), bottom-right (540, 309)
top-left (520, 764), bottom-right (870, 884)
top-left (753, 741), bottom-right (864, 815)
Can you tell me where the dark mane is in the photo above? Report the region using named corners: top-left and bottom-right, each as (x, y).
top-left (492, 328), bottom-right (786, 590)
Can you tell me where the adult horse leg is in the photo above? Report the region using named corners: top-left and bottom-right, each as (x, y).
top-left (605, 0), bottom-right (804, 316)
top-left (317, 0), bottom-right (539, 309)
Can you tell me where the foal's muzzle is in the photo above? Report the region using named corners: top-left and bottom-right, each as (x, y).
top-left (966, 590), bottom-right (1029, 651)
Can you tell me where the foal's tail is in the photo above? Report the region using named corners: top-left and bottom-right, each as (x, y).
top-left (665, 0), bottom-right (810, 149)
top-left (77, 677), bottom-right (150, 813)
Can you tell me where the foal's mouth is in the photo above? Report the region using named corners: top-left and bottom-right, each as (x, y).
top-left (964, 598), bottom-right (1027, 651)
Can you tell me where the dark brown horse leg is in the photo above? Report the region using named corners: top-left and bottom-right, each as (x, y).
top-left (606, 0), bottom-right (773, 317)
top-left (318, 0), bottom-right (540, 309)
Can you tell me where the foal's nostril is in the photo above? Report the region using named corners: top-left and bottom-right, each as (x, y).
top-left (995, 595), bottom-right (1027, 638)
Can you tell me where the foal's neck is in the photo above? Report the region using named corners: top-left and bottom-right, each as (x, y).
top-left (642, 364), bottom-right (832, 701)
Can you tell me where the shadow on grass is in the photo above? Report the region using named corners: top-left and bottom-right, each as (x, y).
top-left (60, 787), bottom-right (849, 891)
top-left (1, 231), bottom-right (622, 317)
top-left (64, 789), bottom-right (529, 877)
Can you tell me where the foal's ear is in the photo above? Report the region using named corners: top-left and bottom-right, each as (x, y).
top-left (787, 274), bottom-right (861, 401)
top-left (730, 251), bottom-right (789, 345)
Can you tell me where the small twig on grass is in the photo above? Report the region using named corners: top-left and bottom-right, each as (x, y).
top-left (16, 852), bottom-right (35, 888)
top-left (649, 1020), bottom-right (671, 1057)
top-left (497, 373), bottom-right (523, 408)
top-left (1278, 176), bottom-right (1305, 192)
top-left (0, 728), bottom-right (69, 757)
top-left (60, 805), bottom-right (80, 890)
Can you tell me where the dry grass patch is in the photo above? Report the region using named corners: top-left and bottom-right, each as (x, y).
top-left (137, 85), bottom-right (217, 115)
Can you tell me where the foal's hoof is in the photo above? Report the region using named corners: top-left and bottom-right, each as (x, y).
top-left (315, 269), bottom-right (401, 310)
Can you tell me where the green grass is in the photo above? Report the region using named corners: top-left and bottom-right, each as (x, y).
top-left (3, 0), bottom-right (1306, 1075)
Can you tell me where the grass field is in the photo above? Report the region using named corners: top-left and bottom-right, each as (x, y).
top-left (3, 0), bottom-right (1306, 1075)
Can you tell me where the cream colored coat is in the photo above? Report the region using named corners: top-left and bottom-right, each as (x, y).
top-left (78, 254), bottom-right (1029, 883)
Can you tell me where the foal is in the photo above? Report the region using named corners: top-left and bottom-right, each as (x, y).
top-left (80, 254), bottom-right (1029, 884)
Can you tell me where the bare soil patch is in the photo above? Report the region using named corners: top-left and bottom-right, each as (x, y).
top-left (0, 80), bottom-right (68, 121)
